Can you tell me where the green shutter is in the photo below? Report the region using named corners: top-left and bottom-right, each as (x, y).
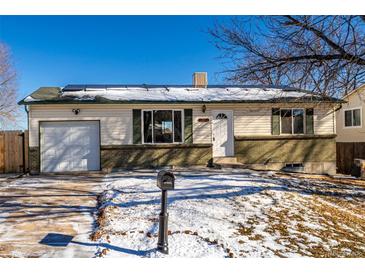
top-left (306, 108), bottom-right (314, 135)
top-left (133, 109), bottom-right (142, 144)
top-left (184, 109), bottom-right (193, 144)
top-left (272, 108), bottom-right (280, 135)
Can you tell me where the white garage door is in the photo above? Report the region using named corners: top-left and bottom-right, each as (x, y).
top-left (40, 121), bottom-right (100, 172)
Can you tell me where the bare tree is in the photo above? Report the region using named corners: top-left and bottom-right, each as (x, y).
top-left (209, 16), bottom-right (365, 97)
top-left (0, 42), bottom-right (18, 129)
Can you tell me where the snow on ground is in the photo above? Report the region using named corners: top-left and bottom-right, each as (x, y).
top-left (93, 169), bottom-right (365, 258)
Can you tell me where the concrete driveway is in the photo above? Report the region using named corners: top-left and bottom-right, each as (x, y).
top-left (0, 174), bottom-right (103, 257)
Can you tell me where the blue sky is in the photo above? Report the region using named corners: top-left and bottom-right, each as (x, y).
top-left (0, 16), bottom-right (233, 104)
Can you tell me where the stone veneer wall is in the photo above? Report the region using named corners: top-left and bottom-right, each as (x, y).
top-left (29, 136), bottom-right (336, 175)
top-left (29, 147), bottom-right (40, 174)
top-left (234, 135), bottom-right (336, 175)
top-left (29, 144), bottom-right (212, 173)
top-left (101, 144), bottom-right (212, 171)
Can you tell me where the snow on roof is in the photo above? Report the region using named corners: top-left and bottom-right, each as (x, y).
top-left (58, 86), bottom-right (316, 102)
top-left (21, 85), bottom-right (340, 105)
top-left (23, 96), bottom-right (43, 102)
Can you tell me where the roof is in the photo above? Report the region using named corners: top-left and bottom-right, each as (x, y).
top-left (18, 84), bottom-right (343, 105)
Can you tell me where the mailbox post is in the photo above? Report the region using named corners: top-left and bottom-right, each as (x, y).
top-left (156, 170), bottom-right (175, 254)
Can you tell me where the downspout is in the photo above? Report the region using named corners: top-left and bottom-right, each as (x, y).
top-left (333, 103), bottom-right (343, 135)
top-left (24, 105), bottom-right (29, 174)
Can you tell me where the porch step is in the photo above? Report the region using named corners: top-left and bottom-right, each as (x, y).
top-left (212, 157), bottom-right (245, 169)
top-left (213, 157), bottom-right (238, 164)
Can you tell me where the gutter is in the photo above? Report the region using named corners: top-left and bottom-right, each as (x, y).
top-left (18, 98), bottom-right (345, 105)
top-left (24, 105), bottom-right (29, 174)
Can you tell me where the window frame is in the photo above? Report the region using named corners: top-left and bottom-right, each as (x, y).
top-left (343, 107), bottom-right (362, 129)
top-left (141, 109), bottom-right (185, 144)
top-left (279, 108), bottom-right (306, 135)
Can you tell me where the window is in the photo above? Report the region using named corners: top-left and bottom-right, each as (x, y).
top-left (143, 111), bottom-right (153, 143)
top-left (173, 111), bottom-right (182, 142)
top-left (216, 113), bottom-right (228, 119)
top-left (142, 110), bottom-right (183, 143)
top-left (344, 108), bottom-right (361, 128)
top-left (293, 109), bottom-right (304, 134)
top-left (281, 109), bottom-right (292, 134)
top-left (280, 108), bottom-right (305, 134)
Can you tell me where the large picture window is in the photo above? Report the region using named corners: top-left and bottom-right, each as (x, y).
top-left (142, 110), bottom-right (183, 143)
top-left (344, 108), bottom-right (361, 128)
top-left (280, 108), bottom-right (305, 134)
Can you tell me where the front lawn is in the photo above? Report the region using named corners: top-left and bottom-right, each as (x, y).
top-left (92, 170), bottom-right (365, 257)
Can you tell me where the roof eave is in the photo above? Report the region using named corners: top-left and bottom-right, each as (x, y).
top-left (342, 83), bottom-right (365, 100)
top-left (18, 98), bottom-right (344, 105)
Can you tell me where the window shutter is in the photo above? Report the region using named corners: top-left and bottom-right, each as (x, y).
top-left (184, 109), bottom-right (193, 144)
top-left (133, 109), bottom-right (142, 144)
top-left (306, 108), bottom-right (314, 135)
top-left (271, 108), bottom-right (280, 135)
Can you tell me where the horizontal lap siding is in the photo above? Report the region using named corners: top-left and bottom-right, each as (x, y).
top-left (314, 107), bottom-right (335, 135)
top-left (30, 105), bottom-right (213, 146)
top-left (232, 106), bottom-right (334, 136)
top-left (336, 89), bottom-right (364, 142)
top-left (234, 107), bottom-right (271, 135)
top-left (192, 106), bottom-right (273, 142)
top-left (234, 105), bottom-right (334, 136)
top-left (193, 108), bottom-right (212, 143)
top-left (29, 103), bottom-right (336, 148)
top-left (29, 106), bottom-right (132, 146)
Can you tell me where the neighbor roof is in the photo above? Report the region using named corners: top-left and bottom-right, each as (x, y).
top-left (18, 84), bottom-right (342, 105)
top-left (342, 83), bottom-right (365, 100)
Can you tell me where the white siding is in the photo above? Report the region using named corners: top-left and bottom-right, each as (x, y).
top-left (193, 105), bottom-right (273, 142)
top-left (193, 104), bottom-right (335, 141)
top-left (29, 105), bottom-right (213, 146)
top-left (336, 86), bottom-right (365, 142)
top-left (234, 107), bottom-right (271, 135)
top-left (29, 105), bottom-right (132, 147)
top-left (314, 106), bottom-right (336, 135)
top-left (28, 103), bottom-right (336, 147)
top-left (193, 107), bottom-right (212, 143)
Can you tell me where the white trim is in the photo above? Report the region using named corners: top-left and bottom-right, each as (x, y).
top-left (279, 108), bottom-right (306, 135)
top-left (343, 107), bottom-right (362, 129)
top-left (40, 120), bottom-right (100, 172)
top-left (212, 110), bottom-right (234, 157)
top-left (141, 109), bottom-right (184, 144)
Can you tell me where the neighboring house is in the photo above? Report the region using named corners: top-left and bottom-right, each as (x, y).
top-left (19, 72), bottom-right (341, 175)
top-left (336, 84), bottom-right (365, 174)
top-left (336, 84), bottom-right (365, 142)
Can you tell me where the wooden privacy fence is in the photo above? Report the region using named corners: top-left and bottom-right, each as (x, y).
top-left (0, 130), bottom-right (28, 174)
top-left (336, 142), bottom-right (365, 175)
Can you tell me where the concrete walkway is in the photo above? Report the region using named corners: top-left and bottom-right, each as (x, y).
top-left (0, 174), bottom-right (103, 257)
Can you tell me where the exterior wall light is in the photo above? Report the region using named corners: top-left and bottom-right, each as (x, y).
top-left (202, 104), bottom-right (207, 113)
top-left (72, 109), bottom-right (80, 115)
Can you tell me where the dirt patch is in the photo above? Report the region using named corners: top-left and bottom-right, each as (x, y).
top-left (275, 171), bottom-right (365, 188)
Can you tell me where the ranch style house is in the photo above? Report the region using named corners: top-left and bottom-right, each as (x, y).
top-left (18, 72), bottom-right (342, 175)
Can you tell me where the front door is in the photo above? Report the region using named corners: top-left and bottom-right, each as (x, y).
top-left (212, 110), bottom-right (234, 157)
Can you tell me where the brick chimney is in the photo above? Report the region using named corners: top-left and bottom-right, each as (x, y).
top-left (192, 72), bottom-right (208, 88)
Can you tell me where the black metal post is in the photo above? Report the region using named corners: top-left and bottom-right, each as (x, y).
top-left (157, 189), bottom-right (169, 254)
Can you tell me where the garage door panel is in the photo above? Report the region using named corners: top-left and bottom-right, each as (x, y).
top-left (40, 121), bottom-right (100, 172)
